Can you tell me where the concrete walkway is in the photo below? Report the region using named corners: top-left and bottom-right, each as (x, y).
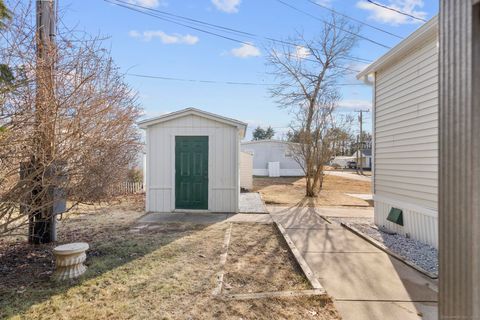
top-left (136, 211), bottom-right (272, 226)
top-left (239, 192), bottom-right (268, 213)
top-left (269, 206), bottom-right (438, 320)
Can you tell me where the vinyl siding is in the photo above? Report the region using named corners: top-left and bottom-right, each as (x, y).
top-left (240, 141), bottom-right (303, 173)
top-left (240, 151), bottom-right (253, 190)
top-left (146, 114), bottom-right (239, 213)
top-left (374, 35), bottom-right (438, 211)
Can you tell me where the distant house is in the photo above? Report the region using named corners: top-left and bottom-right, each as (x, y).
top-left (241, 140), bottom-right (304, 177)
top-left (351, 149), bottom-right (372, 169)
top-left (358, 17), bottom-right (438, 248)
top-left (330, 156), bottom-right (354, 168)
top-left (139, 108), bottom-right (247, 213)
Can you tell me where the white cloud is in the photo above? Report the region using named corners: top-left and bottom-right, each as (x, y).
top-left (230, 43), bottom-right (261, 58)
top-left (129, 30), bottom-right (199, 45)
top-left (127, 0), bottom-right (165, 8)
top-left (293, 46), bottom-right (310, 60)
top-left (315, 0), bottom-right (333, 6)
top-left (212, 0), bottom-right (241, 13)
top-left (338, 99), bottom-right (372, 110)
top-left (356, 0), bottom-right (427, 26)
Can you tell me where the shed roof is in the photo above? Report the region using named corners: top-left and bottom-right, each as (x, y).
top-left (138, 107), bottom-right (247, 137)
top-left (357, 16), bottom-right (438, 81)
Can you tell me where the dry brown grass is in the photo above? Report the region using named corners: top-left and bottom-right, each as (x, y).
top-left (223, 223), bottom-right (309, 294)
top-left (1, 197), bottom-right (340, 320)
top-left (253, 175), bottom-right (372, 207)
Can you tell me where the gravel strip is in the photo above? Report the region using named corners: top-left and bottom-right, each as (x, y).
top-left (328, 217), bottom-right (438, 275)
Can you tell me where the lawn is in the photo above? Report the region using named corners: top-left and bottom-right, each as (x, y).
top-left (253, 175), bottom-right (372, 207)
top-left (0, 196), bottom-right (340, 320)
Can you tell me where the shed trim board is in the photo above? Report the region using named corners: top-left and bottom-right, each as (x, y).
top-left (174, 136), bottom-right (209, 210)
top-left (139, 107), bottom-right (247, 133)
top-left (170, 132), bottom-right (214, 212)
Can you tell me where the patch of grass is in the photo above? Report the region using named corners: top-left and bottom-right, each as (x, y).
top-left (224, 223), bottom-right (310, 294)
top-left (1, 198), bottom-right (340, 320)
top-left (253, 175), bottom-right (372, 207)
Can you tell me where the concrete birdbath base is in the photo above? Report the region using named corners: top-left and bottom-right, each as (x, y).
top-left (52, 242), bottom-right (89, 281)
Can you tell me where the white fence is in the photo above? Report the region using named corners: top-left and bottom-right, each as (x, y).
top-left (112, 181), bottom-right (144, 195)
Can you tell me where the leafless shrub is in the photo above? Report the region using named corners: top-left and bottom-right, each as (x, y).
top-left (0, 1), bottom-right (142, 239)
top-left (267, 14), bottom-right (358, 197)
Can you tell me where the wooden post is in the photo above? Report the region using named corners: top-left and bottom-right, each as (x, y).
top-left (439, 0), bottom-right (480, 318)
top-left (28, 0), bottom-right (57, 244)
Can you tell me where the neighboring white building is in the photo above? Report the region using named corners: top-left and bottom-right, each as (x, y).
top-left (330, 156), bottom-right (355, 168)
top-left (358, 17), bottom-right (438, 248)
top-left (241, 140), bottom-right (304, 177)
top-left (139, 108), bottom-right (247, 213)
top-left (351, 149), bottom-right (373, 169)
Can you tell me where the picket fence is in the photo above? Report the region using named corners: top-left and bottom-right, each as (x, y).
top-left (112, 181), bottom-right (144, 195)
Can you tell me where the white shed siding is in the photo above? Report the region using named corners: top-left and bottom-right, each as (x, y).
top-left (374, 35), bottom-right (438, 211)
top-left (146, 114), bottom-right (239, 213)
top-left (240, 151), bottom-right (253, 190)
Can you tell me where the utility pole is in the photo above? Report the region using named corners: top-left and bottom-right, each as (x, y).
top-left (27, 0), bottom-right (57, 244)
top-left (354, 109), bottom-right (369, 175)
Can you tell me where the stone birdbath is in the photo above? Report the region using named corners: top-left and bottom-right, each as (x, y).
top-left (52, 242), bottom-right (89, 281)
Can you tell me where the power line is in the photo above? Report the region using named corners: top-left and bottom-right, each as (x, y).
top-left (365, 0), bottom-right (427, 22)
top-left (273, 0), bottom-right (392, 49)
top-left (105, 0), bottom-right (373, 64)
top-left (105, 0), bottom-right (256, 46)
top-left (304, 0), bottom-right (404, 39)
top-left (109, 0), bottom-right (256, 38)
top-left (126, 72), bottom-right (368, 86)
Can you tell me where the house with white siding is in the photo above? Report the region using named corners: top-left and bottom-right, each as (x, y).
top-left (357, 17), bottom-right (439, 248)
top-left (139, 108), bottom-right (247, 213)
top-left (241, 140), bottom-right (304, 177)
top-left (352, 149), bottom-right (372, 169)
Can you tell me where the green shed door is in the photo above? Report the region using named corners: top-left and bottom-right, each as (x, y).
top-left (175, 136), bottom-right (208, 210)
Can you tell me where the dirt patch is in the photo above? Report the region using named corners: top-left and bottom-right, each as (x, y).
top-left (223, 223), bottom-right (309, 294)
top-left (1, 197), bottom-right (340, 320)
top-left (253, 175), bottom-right (372, 207)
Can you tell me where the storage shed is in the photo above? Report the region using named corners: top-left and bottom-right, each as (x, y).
top-left (358, 17), bottom-right (438, 248)
top-left (139, 108), bottom-right (247, 213)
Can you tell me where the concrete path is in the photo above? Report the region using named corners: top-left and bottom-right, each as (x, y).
top-left (315, 206), bottom-right (374, 218)
top-left (346, 193), bottom-right (373, 201)
top-left (269, 205), bottom-right (438, 320)
top-left (239, 192), bottom-right (268, 213)
top-left (325, 170), bottom-right (372, 182)
top-left (136, 211), bottom-right (271, 226)
top-left (137, 212), bottom-right (232, 225)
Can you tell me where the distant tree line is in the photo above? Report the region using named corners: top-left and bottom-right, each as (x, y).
top-left (252, 126), bottom-right (275, 141)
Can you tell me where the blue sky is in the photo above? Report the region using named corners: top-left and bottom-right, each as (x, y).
top-left (60, 0), bottom-right (439, 140)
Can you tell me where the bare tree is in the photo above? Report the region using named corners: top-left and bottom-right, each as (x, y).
top-left (267, 15), bottom-right (358, 197)
top-left (0, 2), bottom-right (142, 241)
